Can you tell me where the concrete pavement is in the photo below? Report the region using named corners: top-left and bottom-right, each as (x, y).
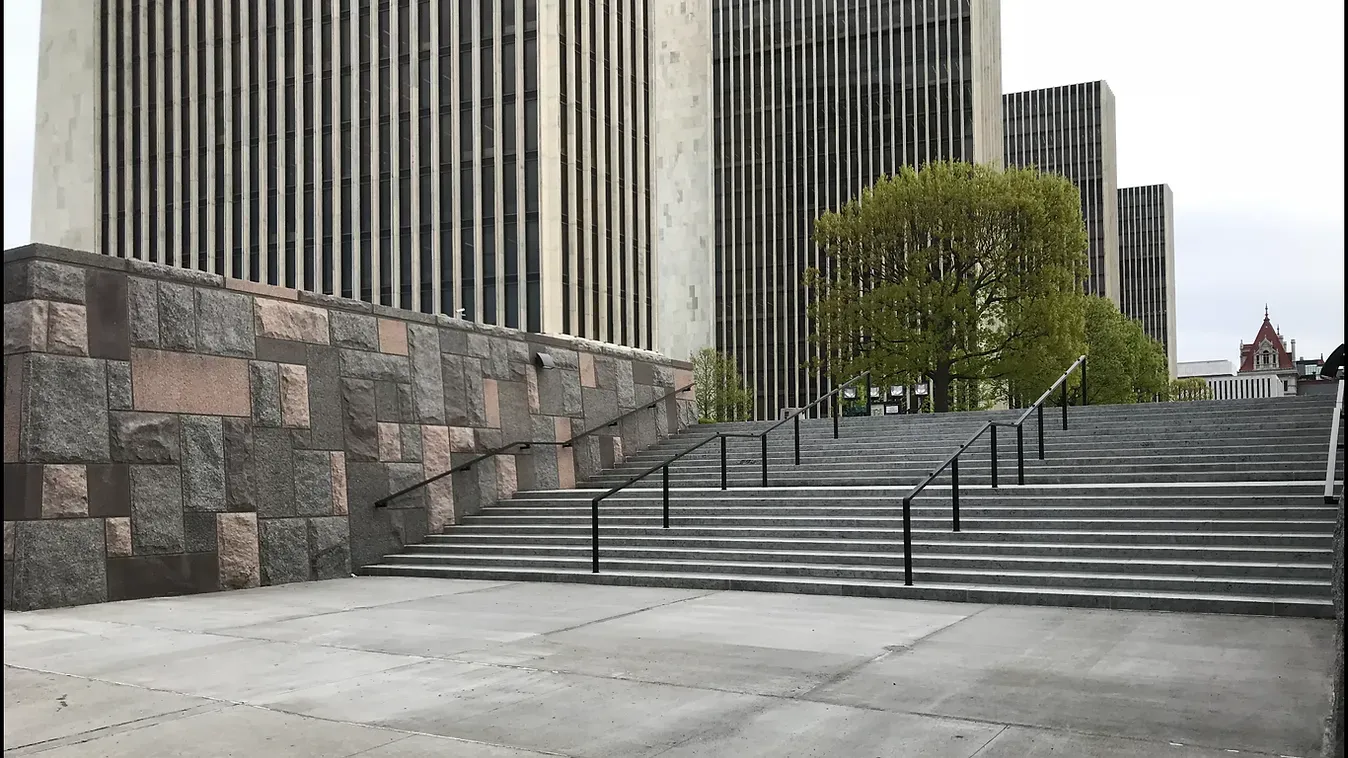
top-left (3, 578), bottom-right (1335, 757)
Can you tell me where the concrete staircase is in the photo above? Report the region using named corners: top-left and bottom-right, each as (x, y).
top-left (363, 396), bottom-right (1343, 617)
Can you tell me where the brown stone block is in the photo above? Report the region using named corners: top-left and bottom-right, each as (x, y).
top-left (105, 516), bottom-right (132, 557)
top-left (580, 353), bottom-right (597, 388)
top-left (3, 300), bottom-right (48, 353)
top-left (279, 364), bottom-right (311, 428)
top-left (2, 463), bottom-right (42, 520)
top-left (254, 298), bottom-right (330, 344)
top-left (41, 464), bottom-right (88, 518)
top-left (497, 454), bottom-right (518, 500)
top-left (554, 416), bottom-right (573, 445)
top-left (217, 511), bottom-right (260, 590)
top-left (377, 422), bottom-right (402, 461)
top-left (131, 348), bottom-right (250, 417)
top-left (558, 446), bottom-right (576, 489)
top-left (426, 476), bottom-right (454, 532)
top-left (421, 425), bottom-right (451, 469)
top-left (226, 278), bottom-right (298, 301)
top-left (449, 426), bottom-right (476, 452)
top-left (330, 452), bottom-right (348, 516)
top-left (483, 378), bottom-right (501, 428)
top-left (46, 302), bottom-right (89, 356)
top-left (378, 318), bottom-right (409, 355)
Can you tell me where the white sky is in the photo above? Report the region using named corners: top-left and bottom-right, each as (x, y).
top-left (4, 1), bottom-right (1345, 363)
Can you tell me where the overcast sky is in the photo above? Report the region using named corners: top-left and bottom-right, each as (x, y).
top-left (4, 1), bottom-right (1344, 364)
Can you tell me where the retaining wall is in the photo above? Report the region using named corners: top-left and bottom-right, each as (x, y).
top-left (2, 244), bottom-right (693, 610)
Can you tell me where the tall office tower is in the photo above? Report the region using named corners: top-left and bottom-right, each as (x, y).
top-left (1118, 184), bottom-right (1177, 376)
top-left (1003, 81), bottom-right (1119, 304)
top-left (713, 0), bottom-right (1005, 419)
top-left (29, 0), bottom-right (713, 355)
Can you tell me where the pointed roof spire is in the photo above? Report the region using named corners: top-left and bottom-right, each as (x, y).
top-left (1264, 304), bottom-right (1270, 321)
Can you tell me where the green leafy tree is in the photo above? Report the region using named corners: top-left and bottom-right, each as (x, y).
top-left (807, 161), bottom-right (1089, 413)
top-left (1169, 376), bottom-right (1214, 402)
top-left (1081, 296), bottom-right (1171, 404)
top-left (692, 348), bottom-right (753, 422)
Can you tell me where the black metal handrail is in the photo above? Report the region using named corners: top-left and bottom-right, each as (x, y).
top-left (586, 372), bottom-right (870, 572)
top-left (895, 355), bottom-right (1089, 586)
top-left (720, 371), bottom-right (872, 487)
top-left (1325, 379), bottom-right (1344, 505)
top-left (588, 433), bottom-right (729, 572)
top-left (373, 381), bottom-right (695, 508)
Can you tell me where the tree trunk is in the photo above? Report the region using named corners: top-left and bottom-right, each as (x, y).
top-left (931, 365), bottom-right (953, 413)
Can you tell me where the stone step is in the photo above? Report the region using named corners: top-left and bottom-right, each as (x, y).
top-left (482, 504), bottom-right (1338, 520)
top-left (423, 532), bottom-right (1331, 563)
top-left (462, 513), bottom-right (1336, 532)
top-left (358, 564), bottom-right (1335, 618)
top-left (397, 543), bottom-right (1332, 579)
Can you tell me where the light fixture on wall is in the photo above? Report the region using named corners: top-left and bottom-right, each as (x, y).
top-left (535, 352), bottom-right (556, 370)
top-left (842, 386), bottom-right (857, 400)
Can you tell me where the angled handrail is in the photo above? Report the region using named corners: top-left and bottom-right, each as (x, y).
top-left (588, 433), bottom-right (729, 572)
top-left (586, 372), bottom-right (870, 572)
top-left (1325, 379), bottom-right (1344, 504)
top-left (373, 381), bottom-right (695, 508)
top-left (717, 371), bottom-right (871, 486)
top-left (896, 355), bottom-right (1089, 586)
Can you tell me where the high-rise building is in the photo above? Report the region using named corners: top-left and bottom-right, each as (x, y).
top-left (1118, 184), bottom-right (1177, 375)
top-left (1003, 81), bottom-right (1119, 304)
top-left (30, 0), bottom-right (713, 356)
top-left (713, 0), bottom-right (1004, 419)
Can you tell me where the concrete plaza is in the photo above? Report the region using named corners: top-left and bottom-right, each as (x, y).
top-left (3, 578), bottom-right (1335, 757)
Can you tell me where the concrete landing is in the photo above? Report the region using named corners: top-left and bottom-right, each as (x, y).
top-left (3, 578), bottom-right (1334, 757)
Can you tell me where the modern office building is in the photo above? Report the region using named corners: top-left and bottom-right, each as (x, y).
top-left (30, 0), bottom-right (714, 357)
top-left (1117, 183), bottom-right (1177, 375)
top-left (714, 0), bottom-right (1005, 419)
top-left (1003, 80), bottom-right (1119, 304)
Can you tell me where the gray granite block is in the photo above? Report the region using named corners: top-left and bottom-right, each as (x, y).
top-left (158, 282), bottom-right (197, 351)
top-left (259, 517), bottom-right (309, 585)
top-left (181, 415), bottom-right (226, 512)
top-left (110, 412), bottom-right (180, 464)
top-left (11, 519), bottom-right (107, 610)
top-left (341, 378), bottom-right (378, 461)
top-left (107, 360), bottom-right (132, 410)
top-left (294, 450), bottom-right (335, 517)
top-left (21, 354), bottom-right (110, 463)
top-left (408, 324), bottom-right (447, 424)
top-left (196, 289), bottom-right (255, 357)
top-left (339, 349), bottom-right (411, 382)
top-left (307, 516), bottom-right (351, 580)
top-left (222, 417), bottom-right (258, 512)
top-left (127, 277), bottom-right (160, 347)
top-left (130, 465), bottom-right (185, 555)
top-left (330, 311), bottom-right (380, 350)
top-left (253, 427), bottom-right (295, 518)
top-left (250, 361), bottom-right (282, 427)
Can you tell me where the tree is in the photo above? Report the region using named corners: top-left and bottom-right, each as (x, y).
top-left (1080, 296), bottom-right (1171, 404)
top-left (692, 348), bottom-right (753, 422)
top-left (1170, 377), bottom-right (1214, 402)
top-left (807, 161), bottom-right (1089, 413)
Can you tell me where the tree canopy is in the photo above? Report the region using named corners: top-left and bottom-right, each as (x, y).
top-left (807, 161), bottom-right (1089, 412)
top-left (1080, 296), bottom-right (1171, 405)
top-left (691, 348), bottom-right (753, 423)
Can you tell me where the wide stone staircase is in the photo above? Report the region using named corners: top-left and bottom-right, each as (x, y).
top-left (363, 395), bottom-right (1343, 617)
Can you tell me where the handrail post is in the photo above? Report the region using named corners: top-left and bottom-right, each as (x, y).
top-left (1038, 404), bottom-right (1045, 459)
top-left (793, 415), bottom-right (800, 466)
top-left (990, 424), bottom-right (999, 489)
top-left (1016, 424), bottom-right (1025, 485)
top-left (951, 457), bottom-right (960, 532)
top-left (1061, 381), bottom-right (1068, 430)
top-left (662, 465), bottom-right (670, 528)
top-left (833, 393), bottom-right (840, 439)
top-left (760, 433), bottom-right (769, 487)
top-left (720, 434), bottom-right (727, 491)
top-left (1081, 356), bottom-right (1088, 406)
top-left (902, 496), bottom-right (913, 586)
top-left (591, 496), bottom-right (601, 573)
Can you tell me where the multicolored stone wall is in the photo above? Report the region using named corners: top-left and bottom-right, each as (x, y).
top-left (2, 244), bottom-right (694, 611)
